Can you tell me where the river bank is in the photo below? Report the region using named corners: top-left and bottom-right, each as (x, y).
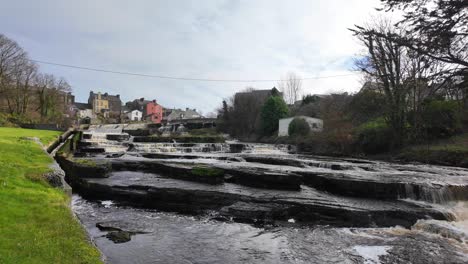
top-left (0, 127), bottom-right (102, 264)
top-left (255, 132), bottom-right (468, 168)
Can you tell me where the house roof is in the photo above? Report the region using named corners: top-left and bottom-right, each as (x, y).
top-left (89, 92), bottom-right (121, 102)
top-left (74, 102), bottom-right (91, 110)
top-left (165, 108), bottom-right (203, 120)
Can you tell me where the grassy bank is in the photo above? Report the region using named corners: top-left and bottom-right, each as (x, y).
top-left (0, 127), bottom-right (102, 264)
top-left (396, 133), bottom-right (468, 167)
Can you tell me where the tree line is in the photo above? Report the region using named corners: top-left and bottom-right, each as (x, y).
top-left (349, 0), bottom-right (467, 152)
top-left (0, 34), bottom-right (72, 126)
top-left (216, 0), bottom-right (467, 155)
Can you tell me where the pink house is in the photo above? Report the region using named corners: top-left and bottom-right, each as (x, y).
top-left (144, 100), bottom-right (163, 124)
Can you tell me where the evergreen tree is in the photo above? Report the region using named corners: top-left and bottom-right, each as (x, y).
top-left (260, 95), bottom-right (289, 135)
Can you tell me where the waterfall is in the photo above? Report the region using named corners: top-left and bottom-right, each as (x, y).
top-left (412, 202), bottom-right (468, 243)
top-left (401, 184), bottom-right (468, 204)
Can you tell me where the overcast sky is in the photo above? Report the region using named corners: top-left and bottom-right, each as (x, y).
top-left (0, 0), bottom-right (383, 113)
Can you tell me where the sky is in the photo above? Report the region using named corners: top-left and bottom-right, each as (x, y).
top-left (0, 0), bottom-right (383, 114)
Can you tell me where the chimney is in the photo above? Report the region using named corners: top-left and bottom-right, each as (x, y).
top-left (186, 107), bottom-right (189, 111)
top-left (140, 98), bottom-right (144, 101)
top-left (116, 94), bottom-right (120, 98)
top-left (152, 99), bottom-right (156, 103)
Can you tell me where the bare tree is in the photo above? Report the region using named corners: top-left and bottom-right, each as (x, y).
top-left (351, 18), bottom-right (457, 145)
top-left (351, 19), bottom-right (413, 146)
top-left (0, 34), bottom-right (31, 114)
top-left (379, 0), bottom-right (468, 68)
top-left (277, 72), bottom-right (302, 105)
top-left (35, 74), bottom-right (71, 120)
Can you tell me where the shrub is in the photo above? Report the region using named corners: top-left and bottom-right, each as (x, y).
top-left (288, 118), bottom-right (310, 136)
top-left (421, 100), bottom-right (461, 139)
top-left (355, 118), bottom-right (393, 154)
top-left (347, 90), bottom-right (386, 124)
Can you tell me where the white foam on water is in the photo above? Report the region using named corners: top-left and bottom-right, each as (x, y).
top-left (353, 245), bottom-right (392, 264)
top-left (288, 218), bottom-right (295, 223)
top-left (410, 201), bottom-right (468, 243)
top-left (101, 200), bottom-right (114, 208)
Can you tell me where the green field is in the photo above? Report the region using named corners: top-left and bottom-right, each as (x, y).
top-left (0, 127), bottom-right (102, 264)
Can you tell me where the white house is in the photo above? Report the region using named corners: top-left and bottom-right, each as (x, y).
top-left (127, 109), bottom-right (142, 121)
top-left (77, 109), bottom-right (94, 119)
top-left (278, 116), bottom-right (323, 137)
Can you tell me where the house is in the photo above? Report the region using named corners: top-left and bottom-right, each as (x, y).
top-left (144, 100), bottom-right (163, 124)
top-left (164, 108), bottom-right (202, 122)
top-left (127, 109), bottom-right (142, 121)
top-left (125, 98), bottom-right (150, 112)
top-left (234, 88), bottom-right (283, 107)
top-left (278, 116), bottom-right (323, 137)
top-left (74, 102), bottom-right (94, 119)
top-left (125, 98), bottom-right (164, 124)
top-left (88, 91), bottom-right (122, 118)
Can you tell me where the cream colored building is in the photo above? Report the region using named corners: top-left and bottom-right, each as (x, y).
top-left (278, 116), bottom-right (323, 137)
top-left (91, 93), bottom-right (109, 114)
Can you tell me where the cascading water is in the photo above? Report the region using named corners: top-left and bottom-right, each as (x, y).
top-left (69, 127), bottom-right (468, 263)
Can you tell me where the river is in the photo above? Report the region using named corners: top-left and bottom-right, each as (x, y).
top-left (62, 125), bottom-right (468, 263)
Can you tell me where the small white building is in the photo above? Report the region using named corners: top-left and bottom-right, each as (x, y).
top-left (78, 109), bottom-right (94, 119)
top-left (127, 110), bottom-right (142, 121)
top-left (278, 116), bottom-right (323, 137)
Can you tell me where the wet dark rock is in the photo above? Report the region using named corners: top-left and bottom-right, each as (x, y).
top-left (133, 136), bottom-right (225, 143)
top-left (56, 156), bottom-right (111, 180)
top-left (77, 141), bottom-right (93, 148)
top-left (142, 153), bottom-right (200, 160)
top-left (229, 143), bottom-right (245, 153)
top-left (224, 168), bottom-right (302, 190)
top-left (106, 134), bottom-right (130, 141)
top-left (79, 147), bottom-right (106, 153)
top-left (112, 160), bottom-right (224, 185)
top-left (123, 129), bottom-right (150, 136)
top-left (82, 133), bottom-right (92, 139)
top-left (298, 171), bottom-right (468, 203)
top-left (243, 156), bottom-right (306, 167)
top-left (96, 222), bottom-right (122, 232)
top-left (127, 143), bottom-right (136, 152)
top-left (74, 171), bottom-right (448, 228)
top-left (226, 157), bottom-right (245, 162)
top-left (105, 231), bottom-right (132, 243)
top-left (106, 152), bottom-right (125, 158)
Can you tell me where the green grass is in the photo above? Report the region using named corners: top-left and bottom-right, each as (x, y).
top-left (72, 158), bottom-right (98, 167)
top-left (0, 127), bottom-right (61, 146)
top-left (0, 127), bottom-right (102, 264)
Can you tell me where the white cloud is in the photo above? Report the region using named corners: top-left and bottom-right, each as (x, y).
top-left (0, 0), bottom-right (382, 112)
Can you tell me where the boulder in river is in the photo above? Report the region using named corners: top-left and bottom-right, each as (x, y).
top-left (105, 231), bottom-right (132, 243)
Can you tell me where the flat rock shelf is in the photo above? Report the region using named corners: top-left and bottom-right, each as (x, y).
top-left (56, 126), bottom-right (468, 263)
